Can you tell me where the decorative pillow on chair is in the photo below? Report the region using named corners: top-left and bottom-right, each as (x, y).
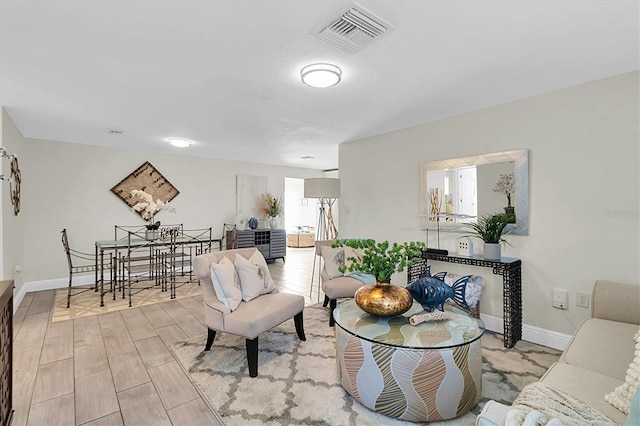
top-left (321, 246), bottom-right (347, 279)
top-left (343, 248), bottom-right (364, 276)
top-left (210, 256), bottom-right (242, 311)
top-left (235, 252), bottom-right (276, 302)
top-left (605, 327), bottom-right (640, 415)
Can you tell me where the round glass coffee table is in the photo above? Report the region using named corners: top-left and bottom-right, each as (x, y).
top-left (333, 299), bottom-right (484, 422)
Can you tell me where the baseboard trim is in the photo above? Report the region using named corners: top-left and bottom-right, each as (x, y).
top-left (480, 313), bottom-right (571, 351)
top-left (13, 275), bottom-right (97, 314)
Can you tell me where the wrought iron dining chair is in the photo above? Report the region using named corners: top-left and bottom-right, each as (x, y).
top-left (61, 228), bottom-right (114, 308)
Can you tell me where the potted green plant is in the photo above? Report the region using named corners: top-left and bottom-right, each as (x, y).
top-left (332, 239), bottom-right (426, 316)
top-left (463, 213), bottom-right (512, 260)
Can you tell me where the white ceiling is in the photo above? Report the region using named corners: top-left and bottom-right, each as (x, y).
top-left (1, 0), bottom-right (638, 170)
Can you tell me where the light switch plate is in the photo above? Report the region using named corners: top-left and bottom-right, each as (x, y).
top-left (458, 238), bottom-right (473, 256)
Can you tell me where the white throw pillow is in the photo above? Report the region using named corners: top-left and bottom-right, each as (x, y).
top-left (235, 252), bottom-right (276, 302)
top-left (605, 327), bottom-right (640, 415)
top-left (321, 246), bottom-right (347, 279)
top-left (209, 256), bottom-right (242, 311)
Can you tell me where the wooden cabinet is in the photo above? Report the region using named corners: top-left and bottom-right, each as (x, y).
top-left (287, 233), bottom-right (315, 248)
top-left (0, 280), bottom-right (13, 426)
top-left (235, 229), bottom-right (286, 262)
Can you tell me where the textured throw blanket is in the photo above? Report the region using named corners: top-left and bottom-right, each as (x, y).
top-left (346, 272), bottom-right (376, 284)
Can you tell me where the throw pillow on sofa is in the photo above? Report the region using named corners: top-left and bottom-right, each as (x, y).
top-left (210, 256), bottom-right (242, 311)
top-left (605, 327), bottom-right (640, 415)
top-left (235, 252), bottom-right (276, 302)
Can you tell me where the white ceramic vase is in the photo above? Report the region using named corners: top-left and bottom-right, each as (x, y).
top-left (269, 217), bottom-right (279, 229)
top-left (483, 243), bottom-right (501, 260)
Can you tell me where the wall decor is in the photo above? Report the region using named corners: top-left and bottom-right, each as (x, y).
top-left (0, 147), bottom-right (20, 216)
top-left (110, 161), bottom-right (179, 218)
top-left (236, 175), bottom-right (268, 223)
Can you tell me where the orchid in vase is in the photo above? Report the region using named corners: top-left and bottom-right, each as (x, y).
top-left (130, 189), bottom-right (175, 230)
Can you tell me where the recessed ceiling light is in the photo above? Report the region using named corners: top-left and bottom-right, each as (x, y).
top-left (300, 63), bottom-right (342, 88)
top-left (301, 156), bottom-right (316, 160)
top-left (167, 138), bottom-right (192, 148)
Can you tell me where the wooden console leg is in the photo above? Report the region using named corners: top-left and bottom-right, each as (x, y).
top-left (246, 338), bottom-right (259, 378)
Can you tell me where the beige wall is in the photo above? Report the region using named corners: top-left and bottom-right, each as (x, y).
top-left (339, 72), bottom-right (639, 336)
top-left (1, 110), bottom-right (26, 290)
top-left (1, 114), bottom-right (323, 295)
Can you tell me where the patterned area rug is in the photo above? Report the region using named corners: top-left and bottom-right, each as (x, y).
top-left (170, 304), bottom-right (561, 425)
top-left (52, 280), bottom-right (203, 322)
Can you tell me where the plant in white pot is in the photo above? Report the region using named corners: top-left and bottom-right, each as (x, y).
top-left (463, 214), bottom-right (511, 260)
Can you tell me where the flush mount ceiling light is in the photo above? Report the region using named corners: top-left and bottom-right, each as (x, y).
top-left (167, 138), bottom-right (192, 148)
top-left (300, 63), bottom-right (342, 88)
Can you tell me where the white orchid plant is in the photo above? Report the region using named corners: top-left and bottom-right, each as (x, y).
top-left (130, 189), bottom-right (175, 230)
top-left (492, 172), bottom-right (515, 208)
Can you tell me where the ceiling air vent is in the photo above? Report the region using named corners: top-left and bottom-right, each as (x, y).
top-left (313, 2), bottom-right (394, 54)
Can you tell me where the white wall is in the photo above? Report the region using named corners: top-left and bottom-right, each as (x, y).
top-left (5, 127), bottom-right (322, 296)
top-left (1, 110), bottom-right (25, 290)
top-left (339, 72), bottom-right (639, 337)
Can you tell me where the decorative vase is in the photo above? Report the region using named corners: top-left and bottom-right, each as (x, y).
top-left (354, 281), bottom-right (413, 317)
top-left (145, 229), bottom-right (159, 240)
top-left (504, 206), bottom-right (515, 215)
top-left (269, 217), bottom-right (279, 229)
top-left (483, 243), bottom-right (501, 260)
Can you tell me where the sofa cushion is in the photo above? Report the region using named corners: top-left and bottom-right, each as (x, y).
top-left (235, 253), bottom-right (276, 302)
top-left (560, 318), bottom-right (638, 381)
top-left (210, 256), bottom-right (242, 311)
top-left (605, 327), bottom-right (640, 415)
top-left (540, 362), bottom-right (626, 424)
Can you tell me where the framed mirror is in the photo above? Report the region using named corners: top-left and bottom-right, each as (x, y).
top-left (419, 149), bottom-right (529, 235)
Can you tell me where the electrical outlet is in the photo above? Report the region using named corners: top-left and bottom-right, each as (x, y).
top-left (576, 291), bottom-right (590, 308)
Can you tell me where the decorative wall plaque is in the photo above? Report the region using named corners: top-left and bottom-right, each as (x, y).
top-left (110, 161), bottom-right (179, 218)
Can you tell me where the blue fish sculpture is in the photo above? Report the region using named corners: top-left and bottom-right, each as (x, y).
top-left (406, 272), bottom-right (471, 313)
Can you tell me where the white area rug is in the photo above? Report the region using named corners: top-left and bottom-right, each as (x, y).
top-left (170, 304), bottom-right (560, 425)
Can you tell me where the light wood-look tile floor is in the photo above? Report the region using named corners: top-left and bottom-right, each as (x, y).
top-left (12, 247), bottom-right (322, 426)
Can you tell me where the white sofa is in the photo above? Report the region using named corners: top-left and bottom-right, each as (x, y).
top-left (478, 280), bottom-right (640, 425)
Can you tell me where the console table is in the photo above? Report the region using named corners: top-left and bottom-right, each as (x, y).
top-left (408, 252), bottom-right (522, 348)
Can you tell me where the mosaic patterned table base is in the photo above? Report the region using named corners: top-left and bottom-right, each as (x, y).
top-left (335, 327), bottom-right (482, 422)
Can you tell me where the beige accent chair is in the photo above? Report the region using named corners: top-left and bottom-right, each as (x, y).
top-left (194, 248), bottom-right (305, 378)
top-left (316, 240), bottom-right (366, 326)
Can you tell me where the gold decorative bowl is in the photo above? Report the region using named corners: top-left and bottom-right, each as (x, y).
top-left (354, 282), bottom-right (413, 317)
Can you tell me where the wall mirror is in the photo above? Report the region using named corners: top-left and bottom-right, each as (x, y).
top-left (419, 149), bottom-right (529, 236)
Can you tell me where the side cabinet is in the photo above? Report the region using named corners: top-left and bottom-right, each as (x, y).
top-left (0, 280), bottom-right (13, 426)
top-left (235, 229), bottom-right (286, 262)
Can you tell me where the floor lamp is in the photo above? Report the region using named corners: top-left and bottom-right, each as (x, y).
top-left (304, 178), bottom-right (341, 301)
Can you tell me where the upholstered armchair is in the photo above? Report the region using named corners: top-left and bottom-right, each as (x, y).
top-left (193, 248), bottom-right (305, 377)
top-left (317, 241), bottom-right (365, 326)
